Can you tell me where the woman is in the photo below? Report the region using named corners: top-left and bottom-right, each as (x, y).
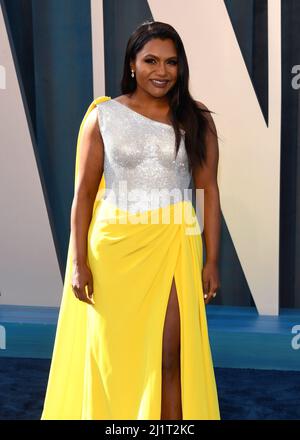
top-left (41, 20), bottom-right (221, 420)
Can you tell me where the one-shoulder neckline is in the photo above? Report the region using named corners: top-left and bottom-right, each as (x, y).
top-left (111, 98), bottom-right (185, 134)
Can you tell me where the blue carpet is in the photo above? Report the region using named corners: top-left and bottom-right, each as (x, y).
top-left (2, 305), bottom-right (300, 371)
top-left (0, 357), bottom-right (300, 420)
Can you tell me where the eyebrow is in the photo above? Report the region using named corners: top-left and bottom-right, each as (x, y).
top-left (143, 53), bottom-right (178, 60)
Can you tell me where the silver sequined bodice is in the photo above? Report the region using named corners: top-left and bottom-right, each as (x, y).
top-left (96, 99), bottom-right (192, 213)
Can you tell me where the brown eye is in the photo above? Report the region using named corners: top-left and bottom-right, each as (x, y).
top-left (144, 58), bottom-right (177, 65)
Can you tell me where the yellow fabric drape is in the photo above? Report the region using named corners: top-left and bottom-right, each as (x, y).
top-left (40, 96), bottom-right (221, 420)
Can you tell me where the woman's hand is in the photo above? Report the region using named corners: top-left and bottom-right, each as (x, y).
top-left (71, 261), bottom-right (95, 305)
top-left (202, 261), bottom-right (221, 305)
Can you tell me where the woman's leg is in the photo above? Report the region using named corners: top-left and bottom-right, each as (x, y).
top-left (160, 277), bottom-right (182, 420)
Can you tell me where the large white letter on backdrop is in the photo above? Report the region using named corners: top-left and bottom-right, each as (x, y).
top-left (148, 0), bottom-right (281, 315)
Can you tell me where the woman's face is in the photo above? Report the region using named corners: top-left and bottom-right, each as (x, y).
top-left (131, 38), bottom-right (179, 98)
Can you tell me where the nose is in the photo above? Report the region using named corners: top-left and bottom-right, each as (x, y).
top-left (155, 62), bottom-right (168, 76)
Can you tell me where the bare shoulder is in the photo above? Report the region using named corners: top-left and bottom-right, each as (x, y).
top-left (85, 106), bottom-right (99, 126)
top-left (192, 100), bottom-right (219, 188)
top-left (78, 106), bottom-right (104, 168)
top-left (195, 99), bottom-right (217, 134)
top-left (195, 100), bottom-right (212, 121)
top-left (83, 107), bottom-right (102, 140)
top-left (85, 107), bottom-right (98, 128)
top-left (74, 106), bottom-right (104, 199)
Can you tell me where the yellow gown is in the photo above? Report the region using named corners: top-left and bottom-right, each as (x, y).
top-left (40, 95), bottom-right (220, 420)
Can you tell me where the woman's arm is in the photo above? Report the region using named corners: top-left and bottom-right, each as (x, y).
top-left (70, 107), bottom-right (104, 304)
top-left (71, 107), bottom-right (104, 264)
top-left (193, 101), bottom-right (221, 303)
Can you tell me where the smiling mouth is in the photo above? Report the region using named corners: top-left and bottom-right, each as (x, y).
top-left (150, 79), bottom-right (169, 87)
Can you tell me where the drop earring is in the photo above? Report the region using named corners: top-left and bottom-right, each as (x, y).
top-left (131, 70), bottom-right (135, 78)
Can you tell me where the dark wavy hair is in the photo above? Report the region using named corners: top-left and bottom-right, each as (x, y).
top-left (120, 20), bottom-right (218, 174)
